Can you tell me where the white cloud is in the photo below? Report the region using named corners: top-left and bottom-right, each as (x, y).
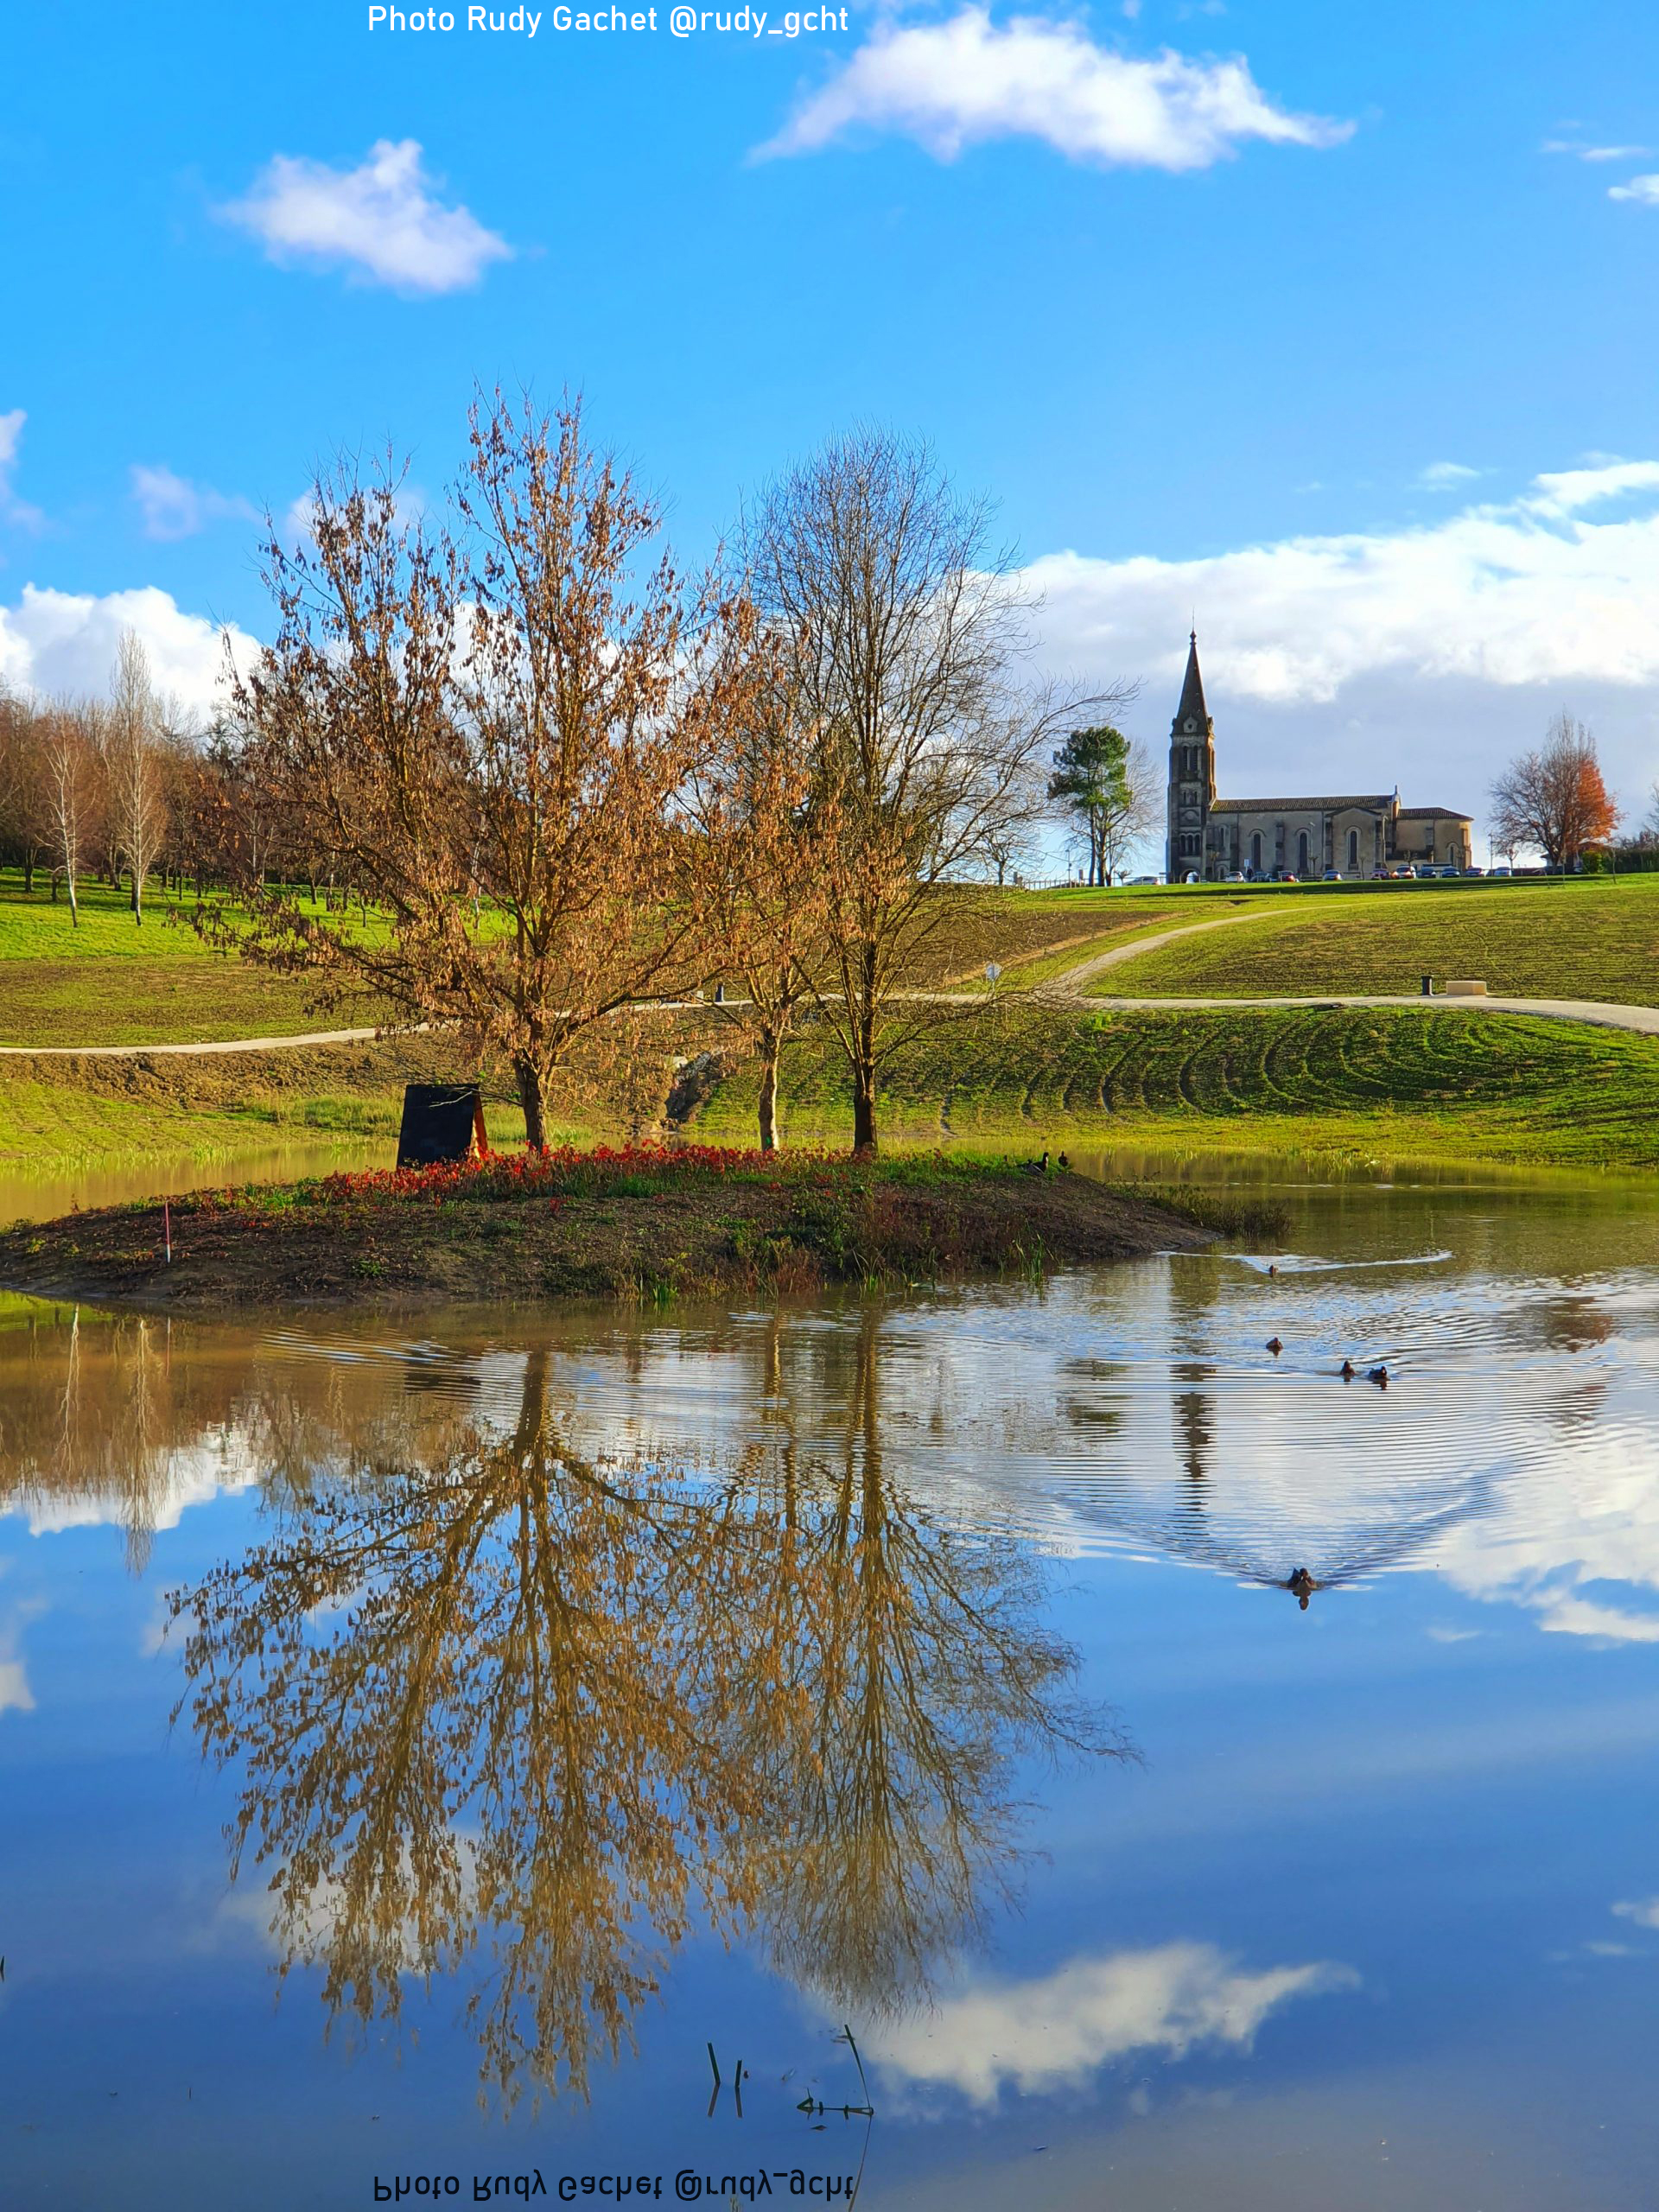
top-left (1027, 491), bottom-right (1650, 707)
top-left (1525, 457), bottom-right (1659, 515)
top-left (868, 1943), bottom-right (1357, 2106)
top-left (1611, 1897), bottom-right (1659, 1929)
top-left (0, 583), bottom-right (259, 718)
top-left (1609, 174), bottom-right (1659, 206)
top-left (0, 408), bottom-right (44, 530)
top-left (219, 138), bottom-right (512, 296)
top-left (1022, 456), bottom-right (1659, 819)
top-left (758, 11), bottom-right (1352, 170)
top-left (1418, 461), bottom-right (1481, 489)
top-left (1543, 140), bottom-right (1651, 162)
top-left (130, 463), bottom-right (257, 543)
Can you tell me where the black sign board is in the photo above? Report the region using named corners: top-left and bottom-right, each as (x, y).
top-left (397, 1084), bottom-right (486, 1169)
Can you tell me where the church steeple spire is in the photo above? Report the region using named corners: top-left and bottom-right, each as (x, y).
top-left (1176, 631), bottom-right (1208, 730)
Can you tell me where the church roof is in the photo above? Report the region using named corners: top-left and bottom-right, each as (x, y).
top-left (1173, 632), bottom-right (1209, 729)
top-left (1209, 795), bottom-right (1395, 815)
top-left (1396, 804), bottom-right (1473, 821)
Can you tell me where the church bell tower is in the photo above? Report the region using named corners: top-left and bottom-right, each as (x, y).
top-left (1165, 631), bottom-right (1216, 881)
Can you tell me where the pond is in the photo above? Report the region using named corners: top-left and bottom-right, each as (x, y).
top-left (2, 1166), bottom-right (1657, 2209)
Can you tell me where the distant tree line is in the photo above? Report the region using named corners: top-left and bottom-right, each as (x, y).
top-left (0, 642), bottom-right (325, 924)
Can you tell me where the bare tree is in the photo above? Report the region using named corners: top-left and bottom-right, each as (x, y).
top-left (37, 703), bottom-right (99, 926)
top-left (219, 392), bottom-right (756, 1148)
top-left (691, 680), bottom-right (840, 1152)
top-left (745, 428), bottom-right (1084, 1154)
top-left (0, 685), bottom-right (51, 891)
top-left (1490, 711), bottom-right (1619, 869)
top-left (106, 631), bottom-right (170, 923)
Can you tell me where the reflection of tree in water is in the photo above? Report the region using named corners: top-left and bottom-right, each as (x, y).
top-left (169, 1320), bottom-right (1122, 2105)
top-left (0, 1306), bottom-right (228, 1571)
top-left (708, 1315), bottom-right (1114, 2012)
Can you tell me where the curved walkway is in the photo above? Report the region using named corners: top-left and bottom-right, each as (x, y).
top-left (1081, 991), bottom-right (1659, 1036)
top-left (0, 1025), bottom-right (397, 1059)
top-left (1043, 906), bottom-right (1269, 995)
top-left (3, 893), bottom-right (1659, 1057)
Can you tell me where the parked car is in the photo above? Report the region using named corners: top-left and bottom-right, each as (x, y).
top-left (1224, 870), bottom-right (1249, 883)
top-left (1321, 868), bottom-right (1343, 881)
top-left (1129, 874), bottom-right (1161, 886)
top-left (1490, 864), bottom-right (1512, 878)
top-left (1462, 866), bottom-right (1485, 877)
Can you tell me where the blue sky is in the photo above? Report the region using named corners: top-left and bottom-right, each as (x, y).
top-left (4, 0), bottom-right (1659, 842)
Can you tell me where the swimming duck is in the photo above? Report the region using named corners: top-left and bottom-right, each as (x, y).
top-left (1367, 1363), bottom-right (1389, 1388)
top-left (1286, 1566), bottom-right (1319, 1610)
top-left (1339, 1359), bottom-right (1355, 1380)
top-left (1266, 1337), bottom-right (1283, 1356)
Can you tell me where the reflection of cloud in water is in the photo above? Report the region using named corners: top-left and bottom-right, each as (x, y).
top-left (868, 1944), bottom-right (1357, 2107)
top-left (1432, 1422), bottom-right (1659, 1642)
top-left (22, 1440), bottom-right (259, 1538)
top-left (0, 1587), bottom-right (45, 1714)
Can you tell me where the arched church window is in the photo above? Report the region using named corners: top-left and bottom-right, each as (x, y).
top-left (1250, 832), bottom-right (1262, 874)
top-left (1347, 829), bottom-right (1359, 872)
top-left (1297, 831), bottom-right (1310, 876)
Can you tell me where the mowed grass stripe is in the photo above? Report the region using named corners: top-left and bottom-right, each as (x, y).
top-left (691, 1005), bottom-right (1659, 1168)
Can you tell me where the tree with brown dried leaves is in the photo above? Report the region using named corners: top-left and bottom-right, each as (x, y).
top-left (1490, 711), bottom-right (1619, 870)
top-left (217, 392), bottom-right (759, 1147)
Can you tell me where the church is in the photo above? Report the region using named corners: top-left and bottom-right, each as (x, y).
top-left (1164, 633), bottom-right (1473, 883)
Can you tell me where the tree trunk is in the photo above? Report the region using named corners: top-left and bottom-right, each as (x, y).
top-left (514, 1054), bottom-right (549, 1152)
top-left (758, 1027), bottom-right (781, 1154)
top-left (131, 870), bottom-right (143, 924)
top-left (22, 855), bottom-right (32, 893)
top-left (851, 1062), bottom-right (878, 1155)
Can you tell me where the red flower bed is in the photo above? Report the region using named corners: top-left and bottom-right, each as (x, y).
top-left (307, 1141), bottom-right (841, 1208)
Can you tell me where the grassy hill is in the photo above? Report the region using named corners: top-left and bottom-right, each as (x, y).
top-left (693, 1003), bottom-right (1659, 1173)
top-left (0, 874), bottom-right (363, 1046)
top-left (0, 871), bottom-right (1184, 1048)
top-left (1090, 876), bottom-right (1659, 1005)
top-left (9, 871), bottom-right (1659, 1183)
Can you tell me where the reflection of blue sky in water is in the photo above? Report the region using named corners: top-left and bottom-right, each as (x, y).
top-left (3, 1181), bottom-right (1659, 2206)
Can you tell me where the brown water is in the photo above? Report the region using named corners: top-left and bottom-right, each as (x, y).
top-left (2, 1164), bottom-right (1658, 2209)
top-left (0, 1137), bottom-right (380, 1236)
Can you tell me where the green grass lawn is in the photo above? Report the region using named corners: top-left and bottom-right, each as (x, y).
top-left (693, 1002), bottom-right (1659, 1172)
top-left (0, 873), bottom-right (378, 1045)
top-left (0, 1039), bottom-right (536, 1173)
top-left (1090, 875), bottom-right (1659, 1005)
top-left (0, 872), bottom-right (1186, 1046)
